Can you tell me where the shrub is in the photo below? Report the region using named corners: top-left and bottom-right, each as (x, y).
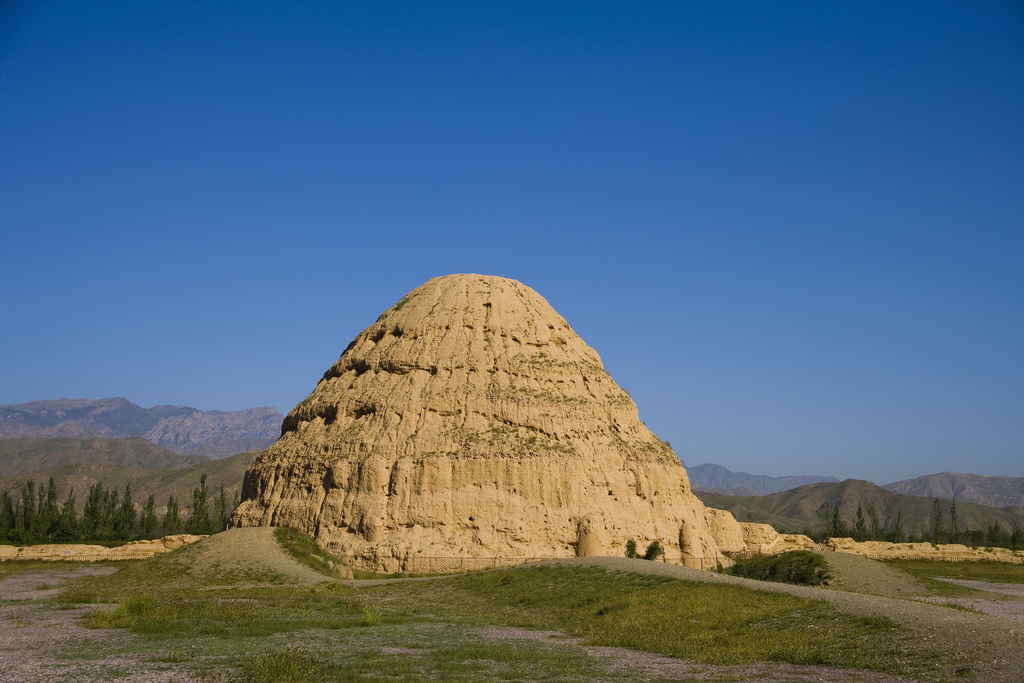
top-left (726, 550), bottom-right (831, 586)
top-left (242, 648), bottom-right (326, 683)
top-left (643, 540), bottom-right (664, 561)
top-left (361, 607), bottom-right (383, 626)
top-left (625, 539), bottom-right (663, 560)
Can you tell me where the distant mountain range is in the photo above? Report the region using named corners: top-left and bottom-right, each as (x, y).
top-left (883, 472), bottom-right (1024, 510)
top-left (695, 479), bottom-right (1024, 537)
top-left (685, 463), bottom-right (838, 495)
top-left (0, 397), bottom-right (283, 458)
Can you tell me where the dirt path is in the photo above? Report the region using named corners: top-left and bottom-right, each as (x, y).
top-left (819, 550), bottom-right (929, 598)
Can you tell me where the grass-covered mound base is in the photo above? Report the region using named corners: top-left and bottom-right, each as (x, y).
top-left (50, 541), bottom-right (957, 682)
top-left (726, 550), bottom-right (832, 586)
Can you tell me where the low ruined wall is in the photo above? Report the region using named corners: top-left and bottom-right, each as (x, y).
top-left (0, 534), bottom-right (206, 562)
top-left (826, 538), bottom-right (1024, 564)
top-left (739, 523), bottom-right (819, 554)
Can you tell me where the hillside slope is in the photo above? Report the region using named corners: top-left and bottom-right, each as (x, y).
top-left (0, 450), bottom-right (259, 516)
top-left (884, 472), bottom-right (1024, 509)
top-left (695, 479), bottom-right (1024, 537)
top-left (0, 437), bottom-right (207, 478)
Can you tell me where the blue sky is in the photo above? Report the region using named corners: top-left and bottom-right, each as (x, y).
top-left (1, 1), bottom-right (1021, 483)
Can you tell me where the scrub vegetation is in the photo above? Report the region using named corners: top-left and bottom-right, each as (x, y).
top-left (18, 530), bottom-right (963, 682)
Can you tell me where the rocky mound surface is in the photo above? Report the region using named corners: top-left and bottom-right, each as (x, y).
top-left (232, 274), bottom-right (734, 570)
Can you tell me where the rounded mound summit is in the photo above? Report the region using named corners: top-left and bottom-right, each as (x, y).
top-left (232, 274), bottom-right (734, 569)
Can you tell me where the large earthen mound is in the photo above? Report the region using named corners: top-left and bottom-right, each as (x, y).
top-left (232, 274), bottom-right (730, 570)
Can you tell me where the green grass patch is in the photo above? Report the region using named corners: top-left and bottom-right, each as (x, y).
top-left (882, 559), bottom-right (1024, 598)
top-left (273, 527), bottom-right (350, 578)
top-left (362, 564), bottom-right (939, 678)
top-left (725, 551), bottom-right (831, 586)
top-left (240, 648), bottom-right (328, 683)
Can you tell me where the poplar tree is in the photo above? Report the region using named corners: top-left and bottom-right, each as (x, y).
top-left (115, 482), bottom-right (137, 539)
top-left (0, 491), bottom-right (14, 541)
top-left (893, 508), bottom-right (905, 543)
top-left (139, 494), bottom-right (158, 536)
top-left (868, 504), bottom-right (882, 541)
top-left (190, 474), bottom-right (211, 535)
top-left (164, 495), bottom-right (181, 535)
top-left (854, 503), bottom-right (867, 542)
top-left (20, 481), bottom-right (36, 539)
top-left (932, 499), bottom-right (944, 543)
top-left (56, 487), bottom-right (78, 542)
top-left (81, 481), bottom-right (105, 539)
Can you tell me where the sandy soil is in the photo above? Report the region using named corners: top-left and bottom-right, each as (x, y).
top-left (169, 527), bottom-right (328, 586)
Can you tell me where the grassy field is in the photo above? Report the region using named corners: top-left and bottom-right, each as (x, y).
top-left (6, 540), bottom-right (970, 683)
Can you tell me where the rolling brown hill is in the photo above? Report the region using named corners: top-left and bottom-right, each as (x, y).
top-left (0, 437), bottom-right (208, 478)
top-left (0, 450), bottom-right (259, 516)
top-left (695, 479), bottom-right (1024, 538)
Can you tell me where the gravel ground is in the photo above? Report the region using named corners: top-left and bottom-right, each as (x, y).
top-left (0, 567), bottom-right (199, 683)
top-left (920, 578), bottom-right (1024, 623)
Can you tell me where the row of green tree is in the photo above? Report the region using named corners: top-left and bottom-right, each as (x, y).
top-left (820, 499), bottom-right (1023, 550)
top-left (0, 474), bottom-right (238, 545)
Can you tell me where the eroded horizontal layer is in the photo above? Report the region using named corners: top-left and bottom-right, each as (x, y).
top-left (232, 274), bottom-right (729, 568)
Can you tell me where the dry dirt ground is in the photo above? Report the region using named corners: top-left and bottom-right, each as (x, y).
top-left (2, 531), bottom-right (1023, 682)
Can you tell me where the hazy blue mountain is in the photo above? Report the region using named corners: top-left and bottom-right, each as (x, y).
top-left (883, 472), bottom-right (1024, 509)
top-left (0, 398), bottom-right (283, 458)
top-left (685, 463), bottom-right (838, 496)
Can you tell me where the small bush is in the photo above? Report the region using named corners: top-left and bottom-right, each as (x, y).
top-left (361, 607), bottom-right (383, 626)
top-left (625, 539), bottom-right (663, 560)
top-left (726, 551), bottom-right (831, 586)
top-left (86, 593), bottom-right (158, 628)
top-left (242, 648), bottom-right (327, 683)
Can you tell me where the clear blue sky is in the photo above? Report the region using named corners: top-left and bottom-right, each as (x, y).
top-left (1, 1), bottom-right (1021, 484)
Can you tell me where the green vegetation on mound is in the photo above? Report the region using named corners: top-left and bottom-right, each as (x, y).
top-left (725, 550), bottom-right (832, 586)
top-left (274, 527), bottom-right (350, 579)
